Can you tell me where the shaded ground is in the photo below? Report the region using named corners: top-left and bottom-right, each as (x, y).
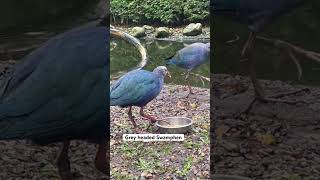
top-left (212, 74), bottom-right (320, 180)
top-left (110, 84), bottom-right (210, 179)
top-left (0, 140), bottom-right (109, 179)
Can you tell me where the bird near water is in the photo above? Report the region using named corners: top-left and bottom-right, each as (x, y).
top-left (0, 19), bottom-right (147, 179)
top-left (212, 0), bottom-right (307, 109)
top-left (110, 66), bottom-right (171, 130)
top-left (166, 42), bottom-right (210, 95)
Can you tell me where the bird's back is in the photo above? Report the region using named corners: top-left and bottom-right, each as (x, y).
top-left (212, 0), bottom-right (305, 31)
top-left (110, 69), bottom-right (162, 107)
top-left (0, 23), bottom-right (108, 144)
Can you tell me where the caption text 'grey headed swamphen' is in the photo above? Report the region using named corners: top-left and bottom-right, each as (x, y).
top-left (0, 21), bottom-right (147, 179)
top-left (212, 0), bottom-right (307, 108)
top-left (166, 42), bottom-right (210, 95)
top-left (110, 66), bottom-right (171, 130)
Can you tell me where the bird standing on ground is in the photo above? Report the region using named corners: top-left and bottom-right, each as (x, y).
top-left (110, 66), bottom-right (171, 129)
top-left (212, 0), bottom-right (306, 107)
top-left (166, 42), bottom-right (210, 95)
top-left (0, 19), bottom-right (147, 179)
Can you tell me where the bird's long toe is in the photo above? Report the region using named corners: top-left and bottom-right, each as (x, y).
top-left (237, 92), bottom-right (308, 118)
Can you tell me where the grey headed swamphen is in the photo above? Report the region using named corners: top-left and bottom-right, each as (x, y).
top-left (212, 0), bottom-right (307, 108)
top-left (0, 21), bottom-right (147, 179)
top-left (110, 66), bottom-right (171, 130)
top-left (166, 42), bottom-right (210, 95)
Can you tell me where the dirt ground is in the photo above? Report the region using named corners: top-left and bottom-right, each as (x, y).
top-left (110, 84), bottom-right (210, 179)
top-left (212, 74), bottom-right (320, 180)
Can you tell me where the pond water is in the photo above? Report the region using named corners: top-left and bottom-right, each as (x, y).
top-left (110, 39), bottom-right (210, 88)
top-left (213, 1), bottom-right (320, 86)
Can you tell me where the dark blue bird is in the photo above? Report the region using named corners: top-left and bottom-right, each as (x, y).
top-left (0, 19), bottom-right (146, 179)
top-left (166, 42), bottom-right (210, 95)
top-left (110, 66), bottom-right (171, 128)
top-left (212, 0), bottom-right (307, 103)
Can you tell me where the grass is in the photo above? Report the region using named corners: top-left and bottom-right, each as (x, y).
top-left (176, 156), bottom-right (194, 177)
top-left (161, 144), bottom-right (172, 155)
top-left (136, 158), bottom-right (162, 173)
top-left (111, 169), bottom-right (135, 180)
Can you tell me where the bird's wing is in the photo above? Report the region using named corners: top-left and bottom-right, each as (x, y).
top-left (0, 23), bottom-right (108, 140)
top-left (110, 71), bottom-right (159, 106)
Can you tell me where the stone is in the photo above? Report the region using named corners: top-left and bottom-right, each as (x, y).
top-left (143, 25), bottom-right (154, 33)
top-left (155, 27), bottom-right (170, 38)
top-left (183, 23), bottom-right (202, 36)
top-left (131, 26), bottom-right (146, 38)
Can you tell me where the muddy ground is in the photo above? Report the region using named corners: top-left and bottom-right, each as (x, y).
top-left (212, 74), bottom-right (320, 180)
top-left (110, 84), bottom-right (210, 179)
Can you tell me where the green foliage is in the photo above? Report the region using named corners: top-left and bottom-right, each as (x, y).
top-left (111, 0), bottom-right (209, 25)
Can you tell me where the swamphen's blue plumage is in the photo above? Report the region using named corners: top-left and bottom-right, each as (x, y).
top-left (166, 42), bottom-right (210, 94)
top-left (212, 0), bottom-right (307, 101)
top-left (0, 23), bottom-right (108, 144)
top-left (0, 22), bottom-right (108, 179)
top-left (0, 18), bottom-right (146, 179)
top-left (110, 66), bottom-right (171, 128)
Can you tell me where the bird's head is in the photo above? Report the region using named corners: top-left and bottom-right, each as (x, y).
top-left (153, 66), bottom-right (171, 79)
top-left (110, 28), bottom-right (147, 68)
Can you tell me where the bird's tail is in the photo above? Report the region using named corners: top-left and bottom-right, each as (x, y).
top-left (165, 55), bottom-right (176, 65)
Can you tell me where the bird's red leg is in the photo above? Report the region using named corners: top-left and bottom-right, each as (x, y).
top-left (56, 140), bottom-right (73, 180)
top-left (185, 72), bottom-right (194, 96)
top-left (242, 31), bottom-right (265, 99)
top-left (129, 107), bottom-right (145, 133)
top-left (139, 107), bottom-right (157, 123)
top-left (239, 32), bottom-right (307, 116)
top-left (188, 84), bottom-right (194, 95)
top-left (95, 140), bottom-right (108, 175)
top-left (128, 106), bottom-right (137, 128)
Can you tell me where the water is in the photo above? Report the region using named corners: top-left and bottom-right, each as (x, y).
top-left (0, 0), bottom-right (105, 62)
top-left (110, 39), bottom-right (210, 88)
top-left (213, 1), bottom-right (320, 86)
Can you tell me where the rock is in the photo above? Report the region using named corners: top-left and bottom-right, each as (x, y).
top-left (143, 25), bottom-right (154, 33)
top-left (131, 27), bottom-right (146, 38)
top-left (155, 27), bottom-right (170, 38)
top-left (183, 23), bottom-right (202, 36)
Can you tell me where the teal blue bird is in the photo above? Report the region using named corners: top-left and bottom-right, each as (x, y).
top-left (0, 16), bottom-right (147, 179)
top-left (166, 42), bottom-right (210, 95)
top-left (110, 66), bottom-right (171, 128)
